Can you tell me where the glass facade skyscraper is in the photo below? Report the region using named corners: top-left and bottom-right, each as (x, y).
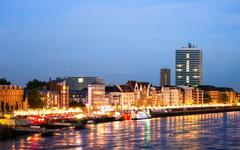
top-left (176, 44), bottom-right (202, 86)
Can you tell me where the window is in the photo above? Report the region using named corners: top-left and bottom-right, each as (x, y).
top-left (192, 69), bottom-right (198, 72)
top-left (186, 61), bottom-right (190, 72)
top-left (177, 76), bottom-right (182, 79)
top-left (78, 78), bottom-right (84, 83)
top-left (186, 76), bottom-right (190, 83)
top-left (176, 69), bottom-right (182, 72)
top-left (177, 64), bottom-right (183, 67)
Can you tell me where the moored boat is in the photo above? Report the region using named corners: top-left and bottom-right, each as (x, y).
top-left (131, 111), bottom-right (151, 120)
top-left (45, 113), bottom-right (88, 129)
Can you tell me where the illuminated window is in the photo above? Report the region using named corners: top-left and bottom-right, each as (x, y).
top-left (176, 69), bottom-right (182, 72)
top-left (193, 76), bottom-right (199, 79)
top-left (78, 78), bottom-right (83, 83)
top-left (186, 76), bottom-right (190, 83)
top-left (186, 54), bottom-right (190, 59)
top-left (177, 64), bottom-right (182, 67)
top-left (193, 69), bottom-right (198, 72)
top-left (186, 61), bottom-right (190, 72)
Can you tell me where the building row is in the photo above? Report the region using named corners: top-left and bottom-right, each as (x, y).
top-left (1, 78), bottom-right (239, 112)
top-left (198, 85), bottom-right (239, 104)
top-left (86, 81), bottom-right (240, 111)
top-left (86, 81), bottom-right (204, 111)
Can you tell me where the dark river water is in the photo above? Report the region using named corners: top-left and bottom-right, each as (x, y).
top-left (1, 112), bottom-right (240, 150)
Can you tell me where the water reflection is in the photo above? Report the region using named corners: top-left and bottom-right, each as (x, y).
top-left (1, 112), bottom-right (240, 149)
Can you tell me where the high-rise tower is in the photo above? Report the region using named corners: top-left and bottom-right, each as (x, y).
top-left (176, 43), bottom-right (202, 86)
top-left (160, 68), bottom-right (171, 86)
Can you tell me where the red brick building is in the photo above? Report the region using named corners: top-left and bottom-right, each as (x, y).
top-left (0, 85), bottom-right (28, 112)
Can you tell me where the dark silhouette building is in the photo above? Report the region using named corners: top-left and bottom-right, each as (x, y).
top-left (160, 68), bottom-right (171, 86)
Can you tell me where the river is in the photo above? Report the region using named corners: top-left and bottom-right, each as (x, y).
top-left (1, 112), bottom-right (240, 150)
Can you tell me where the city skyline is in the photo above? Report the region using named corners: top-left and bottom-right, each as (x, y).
top-left (1, 1), bottom-right (240, 149)
top-left (0, 0), bottom-right (240, 91)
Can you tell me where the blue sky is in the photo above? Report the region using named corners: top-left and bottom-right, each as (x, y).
top-left (0, 0), bottom-right (240, 90)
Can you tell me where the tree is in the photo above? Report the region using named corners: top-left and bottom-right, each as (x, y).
top-left (0, 78), bottom-right (11, 85)
top-left (25, 79), bottom-right (47, 109)
top-left (27, 89), bottom-right (44, 109)
top-left (204, 93), bottom-right (212, 104)
top-left (26, 79), bottom-right (47, 90)
top-left (220, 93), bottom-right (228, 104)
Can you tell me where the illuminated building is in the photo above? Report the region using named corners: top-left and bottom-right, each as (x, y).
top-left (105, 86), bottom-right (121, 110)
top-left (160, 86), bottom-right (183, 106)
top-left (0, 85), bottom-right (28, 112)
top-left (217, 87), bottom-right (236, 104)
top-left (180, 86), bottom-right (204, 105)
top-left (149, 86), bottom-right (158, 106)
top-left (127, 81), bottom-right (151, 106)
top-left (176, 43), bottom-right (202, 86)
top-left (87, 82), bottom-right (106, 110)
top-left (238, 93), bottom-right (240, 103)
top-left (198, 85), bottom-right (237, 104)
top-left (192, 88), bottom-right (204, 104)
top-left (160, 68), bottom-right (171, 86)
top-left (38, 89), bottom-right (59, 108)
top-left (48, 78), bottom-right (69, 108)
top-left (106, 85), bottom-right (135, 110)
top-left (70, 90), bottom-right (84, 103)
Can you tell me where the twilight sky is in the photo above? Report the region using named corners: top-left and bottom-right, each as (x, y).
top-left (0, 0), bottom-right (240, 90)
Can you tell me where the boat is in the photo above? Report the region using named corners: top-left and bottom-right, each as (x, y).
top-left (45, 114), bottom-right (88, 129)
top-left (131, 111), bottom-right (151, 120)
top-left (114, 112), bottom-right (124, 121)
top-left (15, 116), bottom-right (47, 127)
top-left (122, 112), bottom-right (131, 120)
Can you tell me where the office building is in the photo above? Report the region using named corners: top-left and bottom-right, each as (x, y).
top-left (160, 68), bottom-right (171, 86)
top-left (176, 43), bottom-right (202, 86)
top-left (67, 77), bottom-right (103, 91)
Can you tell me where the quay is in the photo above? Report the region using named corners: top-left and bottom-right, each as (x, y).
top-left (151, 105), bottom-right (240, 118)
